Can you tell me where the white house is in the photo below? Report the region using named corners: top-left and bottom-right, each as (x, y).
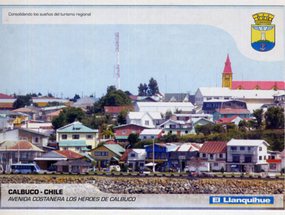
top-left (134, 102), bottom-right (195, 113)
top-left (199, 141), bottom-right (228, 171)
top-left (127, 149), bottom-right (147, 171)
top-left (158, 119), bottom-right (192, 136)
top-left (266, 150), bottom-right (282, 172)
top-left (226, 139), bottom-right (269, 173)
top-left (195, 87), bottom-right (232, 105)
top-left (126, 112), bottom-right (162, 128)
top-left (140, 129), bottom-right (163, 140)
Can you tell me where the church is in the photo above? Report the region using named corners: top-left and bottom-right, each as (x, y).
top-left (222, 54), bottom-right (285, 90)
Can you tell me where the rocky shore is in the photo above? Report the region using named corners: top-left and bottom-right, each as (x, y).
top-left (0, 175), bottom-right (284, 195)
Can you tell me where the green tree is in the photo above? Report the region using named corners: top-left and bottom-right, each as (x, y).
top-left (52, 111), bottom-right (66, 130)
top-left (165, 110), bottom-right (173, 120)
top-left (13, 94), bottom-right (33, 108)
top-left (147, 77), bottom-right (159, 96)
top-left (117, 108), bottom-right (134, 125)
top-left (128, 133), bottom-right (140, 147)
top-left (65, 107), bottom-right (86, 123)
top-left (138, 83), bottom-right (148, 96)
top-left (253, 108), bottom-right (263, 129)
top-left (212, 124), bottom-right (225, 133)
top-left (46, 101), bottom-right (61, 107)
top-left (74, 94), bottom-right (80, 100)
top-left (226, 123), bottom-right (237, 131)
top-left (264, 106), bottom-right (284, 129)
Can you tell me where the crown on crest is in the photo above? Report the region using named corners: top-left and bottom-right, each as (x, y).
top-left (252, 13), bottom-right (274, 25)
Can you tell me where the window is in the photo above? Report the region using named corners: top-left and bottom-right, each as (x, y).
top-left (224, 114), bottom-right (228, 118)
top-left (63, 147), bottom-right (68, 150)
top-left (248, 147), bottom-right (251, 150)
top-left (270, 164), bottom-right (276, 169)
top-left (94, 152), bottom-right (101, 156)
top-left (210, 154), bottom-right (214, 159)
top-left (214, 97), bottom-right (219, 100)
top-left (170, 125), bottom-right (176, 128)
top-left (145, 120), bottom-right (149, 126)
top-left (272, 156), bottom-right (275, 159)
top-left (231, 147), bottom-right (237, 150)
top-left (62, 135), bottom-right (67, 139)
top-left (139, 163), bottom-right (144, 167)
top-left (159, 146), bottom-right (164, 150)
top-left (203, 153), bottom-right (206, 158)
top-left (169, 131), bottom-right (172, 134)
top-left (130, 153), bottom-right (136, 157)
top-left (132, 130), bottom-right (136, 133)
top-left (185, 131), bottom-right (188, 134)
top-left (214, 163), bottom-right (218, 167)
top-left (233, 155), bottom-right (240, 162)
top-left (219, 154), bottom-right (223, 158)
top-left (259, 147), bottom-right (262, 151)
top-left (224, 97), bottom-right (230, 100)
top-left (240, 147), bottom-right (245, 150)
top-left (86, 135), bottom-right (93, 139)
top-left (102, 152), bottom-right (108, 156)
top-left (32, 137), bottom-right (39, 143)
top-left (207, 97), bottom-right (212, 100)
top-left (264, 155), bottom-right (266, 160)
top-left (75, 147), bottom-right (81, 151)
top-left (122, 130), bottom-right (126, 134)
top-left (259, 156), bottom-right (262, 160)
top-left (161, 153), bottom-right (166, 159)
top-left (151, 136), bottom-right (154, 139)
top-left (72, 135), bottom-right (80, 139)
top-left (21, 137), bottom-right (28, 141)
top-left (129, 163), bottom-right (133, 168)
top-left (268, 156), bottom-right (271, 159)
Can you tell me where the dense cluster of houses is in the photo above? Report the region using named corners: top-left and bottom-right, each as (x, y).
top-left (0, 55), bottom-right (284, 174)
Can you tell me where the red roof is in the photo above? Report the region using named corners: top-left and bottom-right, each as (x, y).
top-left (10, 141), bottom-right (34, 150)
top-left (104, 106), bottom-right (134, 114)
top-left (222, 54), bottom-right (232, 74)
top-left (120, 149), bottom-right (132, 161)
top-left (129, 95), bottom-right (138, 100)
top-left (55, 150), bottom-right (83, 159)
top-left (232, 81), bottom-right (285, 90)
top-left (215, 115), bottom-right (252, 125)
top-left (0, 93), bottom-right (16, 99)
top-left (46, 109), bottom-right (62, 116)
top-left (105, 140), bottom-right (117, 144)
top-left (266, 159), bottom-right (281, 163)
top-left (215, 109), bottom-right (250, 114)
top-left (199, 141), bottom-right (228, 153)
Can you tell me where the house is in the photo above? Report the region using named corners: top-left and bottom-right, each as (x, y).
top-left (170, 113), bottom-right (213, 122)
top-left (140, 129), bottom-right (163, 140)
top-left (158, 119), bottom-right (192, 136)
top-left (145, 143), bottom-right (178, 171)
top-left (32, 97), bottom-right (70, 107)
top-left (199, 141), bottom-right (227, 171)
top-left (126, 149), bottom-right (147, 171)
top-left (34, 149), bottom-right (83, 169)
top-left (226, 139), bottom-right (270, 173)
top-left (215, 115), bottom-right (253, 126)
top-left (190, 118), bottom-right (216, 134)
top-left (195, 87), bottom-right (233, 105)
top-left (266, 150), bottom-right (282, 172)
top-left (126, 111), bottom-right (163, 128)
top-left (213, 109), bottom-right (251, 122)
top-left (0, 93), bottom-right (16, 110)
top-left (71, 96), bottom-right (96, 109)
top-left (104, 106), bottom-right (134, 118)
top-left (0, 140), bottom-right (43, 166)
top-left (56, 121), bottom-right (99, 153)
top-left (0, 127), bottom-right (49, 147)
top-left (168, 143), bottom-right (201, 171)
top-left (21, 120), bottom-right (54, 136)
top-left (134, 102), bottom-right (195, 113)
top-left (113, 124), bottom-right (148, 143)
top-left (12, 107), bottom-right (38, 121)
top-left (53, 159), bottom-right (90, 173)
top-left (164, 93), bottom-right (195, 103)
top-left (202, 100), bottom-right (247, 114)
top-left (90, 144), bottom-right (125, 168)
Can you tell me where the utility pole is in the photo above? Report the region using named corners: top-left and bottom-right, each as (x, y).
top-left (115, 32), bottom-right (120, 89)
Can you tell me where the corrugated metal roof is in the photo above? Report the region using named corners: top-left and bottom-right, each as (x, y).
top-left (199, 141), bottom-right (228, 153)
top-left (55, 150), bottom-right (84, 159)
top-left (58, 140), bottom-right (86, 147)
top-left (140, 129), bottom-right (163, 135)
top-left (104, 144), bottom-right (125, 157)
top-left (227, 139), bottom-right (269, 147)
top-left (104, 106), bottom-right (134, 114)
top-left (57, 122), bottom-right (98, 133)
top-left (215, 109), bottom-right (250, 114)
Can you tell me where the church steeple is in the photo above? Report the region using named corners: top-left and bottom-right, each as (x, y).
top-left (222, 54), bottom-right (233, 89)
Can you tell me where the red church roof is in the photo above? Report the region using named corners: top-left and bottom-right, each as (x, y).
top-left (222, 54), bottom-right (232, 74)
top-left (232, 81), bottom-right (285, 90)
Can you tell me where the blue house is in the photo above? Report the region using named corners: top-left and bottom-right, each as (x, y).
top-left (145, 143), bottom-right (178, 171)
top-left (213, 108), bottom-right (251, 121)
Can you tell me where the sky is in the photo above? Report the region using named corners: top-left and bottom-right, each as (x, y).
top-left (0, 6), bottom-right (284, 99)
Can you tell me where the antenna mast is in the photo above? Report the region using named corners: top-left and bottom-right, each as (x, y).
top-left (115, 32), bottom-right (120, 89)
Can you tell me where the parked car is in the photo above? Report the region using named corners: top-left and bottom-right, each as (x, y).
top-left (47, 165), bottom-right (56, 172)
top-left (110, 165), bottom-right (121, 172)
top-left (0, 165), bottom-right (3, 174)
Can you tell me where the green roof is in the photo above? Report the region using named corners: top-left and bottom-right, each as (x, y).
top-left (104, 144), bottom-right (125, 157)
top-left (81, 147), bottom-right (90, 151)
top-left (112, 156), bottom-right (119, 161)
top-left (58, 122), bottom-right (98, 133)
top-left (79, 153), bottom-right (96, 162)
top-left (58, 140), bottom-right (86, 147)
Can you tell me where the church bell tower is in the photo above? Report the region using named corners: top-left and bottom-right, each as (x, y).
top-left (222, 54), bottom-right (233, 89)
